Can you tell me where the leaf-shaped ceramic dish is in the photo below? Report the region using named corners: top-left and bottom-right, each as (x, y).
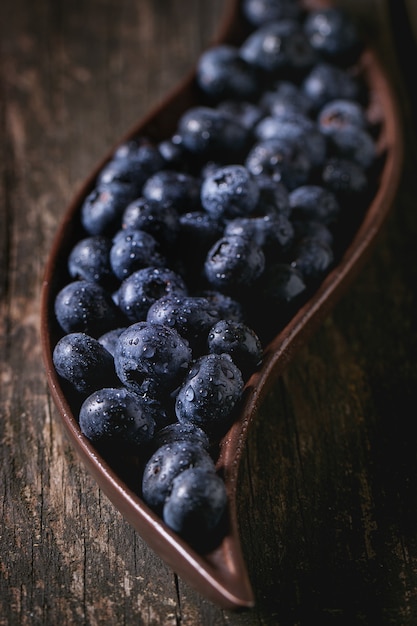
top-left (41, 0), bottom-right (403, 610)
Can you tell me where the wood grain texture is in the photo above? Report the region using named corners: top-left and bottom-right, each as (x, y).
top-left (1, 0), bottom-right (417, 624)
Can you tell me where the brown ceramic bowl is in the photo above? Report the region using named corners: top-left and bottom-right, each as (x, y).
top-left (40, 0), bottom-right (403, 610)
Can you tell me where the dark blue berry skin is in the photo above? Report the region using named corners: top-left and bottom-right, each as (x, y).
top-left (260, 262), bottom-right (306, 303)
top-left (142, 440), bottom-right (216, 511)
top-left (254, 176), bottom-right (291, 218)
top-left (321, 157), bottom-right (368, 204)
top-left (98, 327), bottom-right (127, 358)
top-left (224, 213), bottom-right (294, 260)
top-left (142, 170), bottom-right (200, 214)
top-left (304, 7), bottom-right (363, 66)
top-left (317, 99), bottom-right (367, 135)
top-left (146, 295), bottom-right (221, 356)
top-left (177, 106), bottom-right (249, 162)
top-left (196, 44), bottom-right (260, 103)
top-left (68, 235), bottom-right (116, 290)
top-left (175, 353), bottom-right (244, 436)
top-left (292, 220), bottom-right (334, 248)
top-left (255, 111), bottom-right (327, 169)
top-left (217, 100), bottom-right (264, 130)
top-left (325, 126), bottom-right (376, 169)
top-left (81, 182), bottom-right (137, 236)
top-left (207, 319), bottom-right (263, 380)
top-left (127, 376), bottom-right (174, 431)
top-left (163, 467), bottom-right (227, 546)
top-left (201, 165), bottom-right (260, 220)
top-left (114, 321), bottom-right (192, 393)
top-left (117, 266), bottom-right (188, 323)
top-left (173, 211), bottom-right (224, 289)
top-left (157, 135), bottom-right (192, 171)
top-left (152, 423), bottom-right (210, 452)
top-left (289, 185), bottom-right (340, 225)
top-left (53, 332), bottom-right (117, 395)
top-left (290, 237), bottom-right (334, 282)
top-left (178, 211), bottom-right (223, 250)
top-left (240, 20), bottom-right (316, 78)
top-left (54, 280), bottom-right (123, 337)
top-left (112, 136), bottom-right (158, 161)
top-left (198, 290), bottom-right (244, 323)
top-left (110, 229), bottom-right (165, 281)
top-left (260, 80), bottom-right (313, 117)
top-left (302, 62), bottom-right (361, 112)
top-left (204, 234), bottom-right (265, 293)
top-left (122, 198), bottom-right (180, 249)
top-left (97, 143), bottom-right (165, 196)
top-left (245, 137), bottom-right (312, 190)
top-left (241, 0), bottom-right (302, 26)
top-left (79, 387), bottom-right (156, 449)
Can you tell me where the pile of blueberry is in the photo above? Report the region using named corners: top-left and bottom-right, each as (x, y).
top-left (52, 0), bottom-right (380, 549)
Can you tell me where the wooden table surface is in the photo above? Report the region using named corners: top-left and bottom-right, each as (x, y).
top-left (2, 0), bottom-right (417, 624)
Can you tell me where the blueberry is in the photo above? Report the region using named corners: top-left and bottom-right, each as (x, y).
top-left (245, 136), bottom-right (312, 190)
top-left (151, 423), bottom-right (210, 452)
top-left (157, 135), bottom-right (192, 171)
top-left (304, 7), bottom-right (363, 65)
top-left (207, 319), bottom-right (263, 380)
top-left (129, 376), bottom-right (174, 431)
top-left (317, 99), bottom-right (367, 134)
top-left (163, 467), bottom-right (227, 544)
top-left (289, 185), bottom-right (340, 225)
top-left (177, 106), bottom-right (249, 161)
top-left (113, 136), bottom-right (157, 161)
top-left (68, 235), bottom-right (115, 289)
top-left (122, 197), bottom-right (180, 248)
top-left (325, 126), bottom-right (376, 169)
top-left (98, 327), bottom-right (127, 357)
top-left (258, 262), bottom-right (307, 306)
top-left (146, 295), bottom-right (221, 356)
top-left (302, 62), bottom-right (361, 112)
top-left (117, 266), bottom-right (188, 323)
top-left (253, 175), bottom-right (291, 217)
top-left (292, 220), bottom-right (334, 248)
top-left (142, 170), bottom-right (201, 214)
top-left (114, 321), bottom-right (192, 393)
top-left (97, 142), bottom-right (165, 196)
top-left (321, 157), bottom-right (368, 201)
top-left (201, 165), bottom-right (260, 220)
top-left (196, 44), bottom-right (259, 102)
top-left (110, 228), bottom-right (165, 280)
top-left (254, 112), bottom-right (327, 169)
top-left (260, 80), bottom-right (313, 117)
top-left (290, 237), bottom-right (334, 282)
top-left (177, 211), bottom-right (223, 253)
top-left (53, 332), bottom-right (117, 395)
top-left (54, 279), bottom-right (123, 336)
top-left (204, 234), bottom-right (265, 293)
top-left (81, 182), bottom-right (137, 236)
top-left (241, 0), bottom-right (302, 26)
top-left (142, 440), bottom-right (216, 511)
top-left (240, 20), bottom-right (316, 77)
top-left (198, 290), bottom-right (245, 323)
top-left (224, 213), bottom-right (294, 258)
top-left (175, 211), bottom-right (224, 286)
top-left (217, 100), bottom-right (264, 130)
top-left (175, 353), bottom-right (244, 436)
top-left (79, 387), bottom-right (156, 449)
